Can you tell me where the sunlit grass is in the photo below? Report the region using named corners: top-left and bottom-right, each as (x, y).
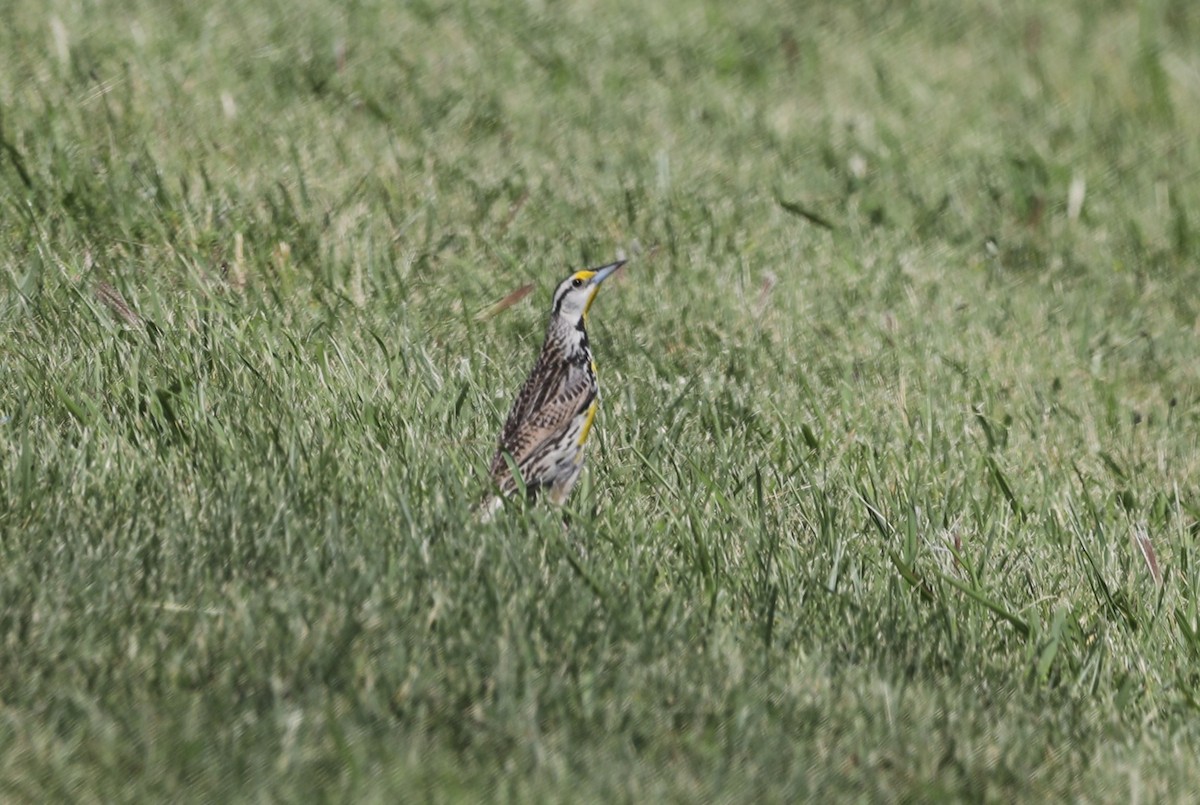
top-left (2, 0), bottom-right (1199, 799)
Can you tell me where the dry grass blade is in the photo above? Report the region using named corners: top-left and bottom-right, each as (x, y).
top-left (477, 283), bottom-right (534, 321)
top-left (498, 189), bottom-right (531, 234)
top-left (1132, 523), bottom-right (1162, 586)
top-left (754, 271), bottom-right (777, 316)
top-left (94, 281), bottom-right (142, 327)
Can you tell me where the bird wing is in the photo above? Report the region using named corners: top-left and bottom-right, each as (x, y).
top-left (489, 358), bottom-right (595, 485)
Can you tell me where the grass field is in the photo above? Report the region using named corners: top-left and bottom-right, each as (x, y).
top-left (3, 0), bottom-right (1200, 799)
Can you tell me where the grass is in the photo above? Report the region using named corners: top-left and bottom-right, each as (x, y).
top-left (2, 0), bottom-right (1200, 799)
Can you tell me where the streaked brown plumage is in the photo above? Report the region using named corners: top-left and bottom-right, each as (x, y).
top-left (481, 260), bottom-right (625, 518)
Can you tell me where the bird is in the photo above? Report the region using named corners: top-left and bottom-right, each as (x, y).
top-left (481, 260), bottom-right (626, 519)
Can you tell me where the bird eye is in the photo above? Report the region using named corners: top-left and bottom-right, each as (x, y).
top-left (571, 278), bottom-right (583, 288)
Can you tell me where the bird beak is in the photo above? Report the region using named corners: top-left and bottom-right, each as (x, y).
top-left (588, 260), bottom-right (626, 286)
top-left (582, 260), bottom-right (625, 318)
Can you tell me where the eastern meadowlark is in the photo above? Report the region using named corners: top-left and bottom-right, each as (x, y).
top-left (481, 260), bottom-right (626, 519)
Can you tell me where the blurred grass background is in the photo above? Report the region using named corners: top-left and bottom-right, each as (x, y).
top-left (2, 0), bottom-right (1199, 799)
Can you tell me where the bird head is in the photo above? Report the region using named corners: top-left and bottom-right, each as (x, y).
top-left (550, 260), bottom-right (625, 324)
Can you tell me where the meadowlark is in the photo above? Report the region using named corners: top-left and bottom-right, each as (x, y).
top-left (481, 260), bottom-right (626, 519)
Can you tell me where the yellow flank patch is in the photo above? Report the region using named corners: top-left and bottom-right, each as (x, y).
top-left (577, 399), bottom-right (599, 446)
